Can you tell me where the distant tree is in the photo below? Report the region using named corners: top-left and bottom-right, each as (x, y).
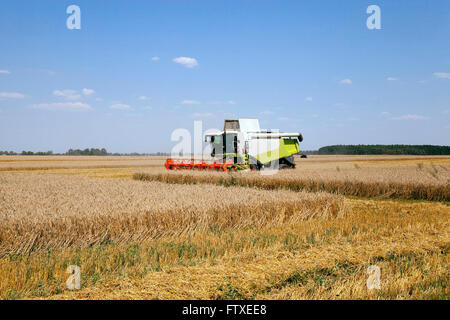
top-left (65, 148), bottom-right (109, 156)
top-left (1, 150), bottom-right (53, 155)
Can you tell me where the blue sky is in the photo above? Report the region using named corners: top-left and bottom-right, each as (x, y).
top-left (0, 0), bottom-right (449, 153)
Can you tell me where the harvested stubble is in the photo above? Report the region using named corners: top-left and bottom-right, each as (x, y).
top-left (133, 169), bottom-right (450, 201)
top-left (22, 199), bottom-right (448, 300)
top-left (0, 173), bottom-right (344, 256)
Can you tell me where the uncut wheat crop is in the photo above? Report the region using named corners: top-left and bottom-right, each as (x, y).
top-left (134, 161), bottom-right (450, 201)
top-left (0, 173), bottom-right (344, 256)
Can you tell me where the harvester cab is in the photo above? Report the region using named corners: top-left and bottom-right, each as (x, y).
top-left (164, 118), bottom-right (303, 171)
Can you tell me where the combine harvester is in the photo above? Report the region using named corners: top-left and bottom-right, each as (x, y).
top-left (165, 118), bottom-right (303, 171)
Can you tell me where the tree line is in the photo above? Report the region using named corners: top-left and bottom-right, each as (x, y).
top-left (66, 148), bottom-right (108, 155)
top-left (0, 148), bottom-right (170, 156)
top-left (0, 150), bottom-right (53, 155)
top-left (315, 145), bottom-right (450, 155)
top-left (2, 145), bottom-right (449, 156)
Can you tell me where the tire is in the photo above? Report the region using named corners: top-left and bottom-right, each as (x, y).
top-left (277, 157), bottom-right (296, 169)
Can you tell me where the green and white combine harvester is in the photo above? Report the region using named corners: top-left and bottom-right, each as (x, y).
top-left (164, 118), bottom-right (303, 171)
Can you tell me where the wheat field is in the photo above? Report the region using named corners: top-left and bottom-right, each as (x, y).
top-left (133, 158), bottom-right (450, 201)
top-left (0, 155), bottom-right (448, 300)
top-left (0, 172), bottom-right (344, 256)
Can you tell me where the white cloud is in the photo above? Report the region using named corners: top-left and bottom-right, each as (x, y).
top-left (53, 89), bottom-right (80, 100)
top-left (0, 92), bottom-right (25, 99)
top-left (339, 79), bottom-right (352, 84)
top-left (138, 96), bottom-right (149, 100)
top-left (0, 70), bottom-right (11, 74)
top-left (44, 69), bottom-right (56, 76)
top-left (387, 77), bottom-right (398, 81)
top-left (82, 88), bottom-right (95, 96)
top-left (305, 97), bottom-right (313, 102)
top-left (173, 57), bottom-right (198, 68)
top-left (151, 57), bottom-right (160, 61)
top-left (260, 110), bottom-right (275, 115)
top-left (208, 100), bottom-right (236, 105)
top-left (433, 72), bottom-right (450, 80)
top-left (110, 103), bottom-right (132, 110)
top-left (277, 117), bottom-right (290, 121)
top-left (382, 111), bottom-right (428, 120)
top-left (390, 114), bottom-right (428, 120)
top-left (32, 69), bottom-right (56, 76)
top-left (31, 102), bottom-right (91, 111)
top-left (181, 100), bottom-right (200, 105)
top-left (192, 112), bottom-right (213, 118)
top-left (142, 106), bottom-right (152, 110)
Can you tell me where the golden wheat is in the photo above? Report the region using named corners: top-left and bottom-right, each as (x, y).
top-left (134, 168), bottom-right (450, 201)
top-left (0, 156), bottom-right (448, 300)
top-left (0, 173), bottom-right (344, 256)
top-left (12, 198), bottom-right (446, 300)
